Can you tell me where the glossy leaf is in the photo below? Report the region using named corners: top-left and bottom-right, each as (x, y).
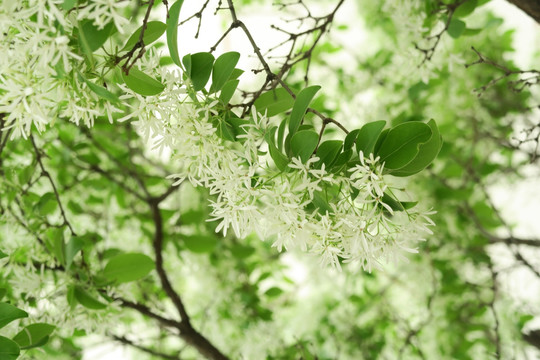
top-left (356, 120), bottom-right (386, 156)
top-left (13, 323), bottom-right (55, 349)
top-left (288, 86), bottom-right (321, 136)
top-left (290, 130), bottom-right (319, 163)
top-left (166, 0), bottom-right (184, 67)
top-left (219, 79), bottom-right (239, 104)
top-left (103, 253), bottom-right (155, 284)
top-left (254, 88), bottom-right (294, 117)
top-left (183, 52), bottom-right (214, 91)
top-left (85, 80), bottom-right (118, 103)
top-left (315, 140), bottom-right (342, 169)
top-left (122, 21), bottom-right (167, 51)
top-left (391, 119), bottom-right (442, 177)
top-left (122, 68), bottom-right (165, 96)
top-left (265, 126), bottom-right (289, 171)
top-left (0, 303), bottom-right (28, 329)
top-left (376, 122), bottom-right (431, 170)
top-left (80, 21), bottom-right (115, 52)
top-left (343, 129), bottom-right (360, 151)
top-left (0, 336), bottom-right (19, 360)
top-left (65, 236), bottom-right (85, 270)
top-left (73, 287), bottom-right (107, 310)
top-left (210, 52), bottom-right (240, 93)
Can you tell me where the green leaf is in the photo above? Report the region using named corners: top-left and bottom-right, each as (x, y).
top-left (344, 129), bottom-right (360, 151)
top-left (13, 323), bottom-right (55, 350)
top-left (380, 193), bottom-right (417, 212)
top-left (254, 88), bottom-right (295, 117)
top-left (103, 253), bottom-right (155, 284)
top-left (36, 192), bottom-right (57, 216)
top-left (215, 118), bottom-right (236, 142)
top-left (290, 130), bottom-right (319, 163)
top-left (183, 235), bottom-right (218, 253)
top-left (376, 121), bottom-right (431, 170)
top-left (183, 52), bottom-right (215, 91)
top-left (219, 79), bottom-right (239, 104)
top-left (454, 0), bottom-right (478, 18)
top-left (0, 250), bottom-right (7, 260)
top-left (85, 80), bottom-right (118, 103)
top-left (288, 86), bottom-right (321, 136)
top-left (228, 68), bottom-right (244, 81)
top-left (277, 118), bottom-right (287, 152)
top-left (73, 287), bottom-right (107, 310)
top-left (265, 126), bottom-right (289, 171)
top-left (62, 0), bottom-right (77, 10)
top-left (122, 21), bottom-right (167, 51)
top-left (0, 303), bottom-right (28, 329)
top-left (447, 18), bottom-right (466, 38)
top-left (265, 287), bottom-right (284, 298)
top-left (0, 336), bottom-right (20, 360)
top-left (356, 120), bottom-right (386, 156)
top-left (312, 192), bottom-right (333, 215)
top-left (332, 149), bottom-right (353, 170)
top-left (167, 0), bottom-right (184, 67)
top-left (315, 140), bottom-right (342, 169)
top-left (80, 21), bottom-right (116, 52)
top-left (390, 119), bottom-right (442, 176)
top-left (210, 52), bottom-right (240, 93)
top-left (45, 228), bottom-right (65, 265)
top-left (122, 68), bottom-right (165, 96)
top-left (65, 237), bottom-right (85, 270)
top-left (374, 128), bottom-right (389, 154)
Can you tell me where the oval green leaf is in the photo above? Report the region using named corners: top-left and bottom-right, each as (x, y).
top-left (122, 21), bottom-right (167, 52)
top-left (376, 121), bottom-right (432, 170)
top-left (0, 303), bottom-right (28, 329)
top-left (167, 0), bottom-right (184, 67)
top-left (183, 52), bottom-right (215, 91)
top-left (103, 253), bottom-right (155, 284)
top-left (210, 52), bottom-right (240, 93)
top-left (288, 85), bottom-right (321, 136)
top-left (13, 323), bottom-right (55, 349)
top-left (0, 336), bottom-right (20, 360)
top-left (290, 130), bottom-right (319, 163)
top-left (315, 140), bottom-right (343, 169)
top-left (254, 88), bottom-right (294, 117)
top-left (219, 79), bottom-right (239, 104)
top-left (73, 287), bottom-right (107, 310)
top-left (390, 119), bottom-right (442, 177)
top-left (122, 68), bottom-right (165, 96)
top-left (85, 80), bottom-right (118, 103)
top-left (80, 21), bottom-right (116, 52)
top-left (356, 120), bottom-right (386, 156)
top-left (447, 18), bottom-right (466, 38)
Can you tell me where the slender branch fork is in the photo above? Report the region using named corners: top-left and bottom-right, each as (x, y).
top-left (222, 0), bottom-right (348, 137)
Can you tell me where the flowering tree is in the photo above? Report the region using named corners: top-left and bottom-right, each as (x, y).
top-left (0, 0), bottom-right (539, 359)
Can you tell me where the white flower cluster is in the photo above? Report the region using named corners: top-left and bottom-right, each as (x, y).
top-left (121, 69), bottom-right (435, 271)
top-left (0, 0), bottom-right (121, 138)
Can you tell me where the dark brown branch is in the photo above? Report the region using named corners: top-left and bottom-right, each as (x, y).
top-left (148, 198), bottom-right (229, 360)
top-left (115, 0), bottom-right (156, 74)
top-left (224, 0), bottom-right (348, 135)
